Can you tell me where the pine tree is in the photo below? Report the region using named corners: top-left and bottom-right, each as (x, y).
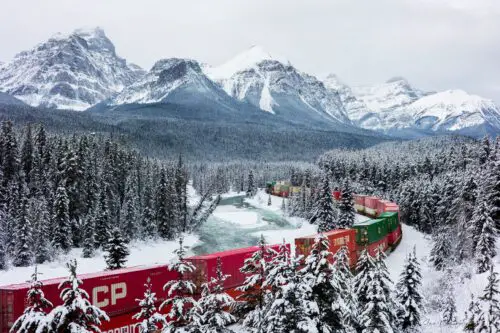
top-left (359, 258), bottom-right (394, 333)
top-left (338, 179), bottom-right (355, 228)
top-left (299, 233), bottom-right (343, 332)
top-left (21, 124), bottom-right (34, 188)
top-left (310, 174), bottom-right (337, 232)
top-left (333, 246), bottom-right (359, 332)
top-left (13, 188), bottom-right (33, 267)
top-left (105, 227), bottom-right (130, 270)
top-left (82, 214), bottom-right (96, 258)
top-left (480, 136), bottom-right (491, 165)
top-left (160, 238), bottom-right (197, 331)
top-left (52, 182), bottom-right (72, 252)
top-left (238, 234), bottom-right (276, 329)
top-left (29, 198), bottom-right (52, 264)
top-left (354, 249), bottom-right (376, 309)
top-left (247, 170), bottom-right (255, 197)
top-left (281, 197), bottom-right (286, 214)
top-left (441, 288), bottom-right (457, 325)
top-left (268, 194), bottom-right (272, 206)
top-left (0, 210), bottom-right (7, 270)
top-left (464, 294), bottom-right (481, 333)
top-left (263, 255), bottom-right (321, 333)
top-left (189, 257), bottom-right (236, 333)
top-left (10, 267), bottom-right (53, 333)
top-left (429, 226), bottom-right (452, 271)
top-left (132, 278), bottom-right (166, 333)
top-left (265, 240), bottom-right (291, 294)
top-left (37, 259), bottom-right (109, 331)
top-left (474, 201), bottom-right (497, 273)
top-left (155, 170), bottom-right (175, 240)
top-left (121, 176), bottom-right (140, 241)
top-left (476, 265), bottom-right (500, 333)
top-left (95, 189), bottom-right (112, 248)
top-left (395, 248), bottom-right (422, 331)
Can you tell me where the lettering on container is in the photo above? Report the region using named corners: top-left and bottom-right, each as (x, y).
top-left (104, 324), bottom-right (138, 333)
top-left (333, 236), bottom-right (350, 246)
top-left (92, 282), bottom-right (127, 308)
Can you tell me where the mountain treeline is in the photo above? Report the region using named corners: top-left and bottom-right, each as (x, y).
top-left (0, 121), bottom-right (218, 269)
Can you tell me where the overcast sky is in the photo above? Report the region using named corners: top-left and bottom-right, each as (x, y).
top-left (1, 0), bottom-right (499, 102)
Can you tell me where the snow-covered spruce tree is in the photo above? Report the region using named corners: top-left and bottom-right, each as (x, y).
top-left (441, 288), bottom-right (457, 325)
top-left (265, 239), bottom-right (291, 295)
top-left (132, 277), bottom-right (166, 333)
top-left (29, 197), bottom-right (52, 264)
top-left (189, 257), bottom-right (236, 333)
top-left (395, 248), bottom-right (422, 331)
top-left (480, 136), bottom-right (491, 165)
top-left (281, 197), bottom-right (286, 213)
top-left (155, 169), bottom-right (176, 240)
top-left (299, 233), bottom-right (344, 332)
top-left (247, 170), bottom-right (255, 197)
top-left (454, 175), bottom-right (478, 262)
top-left (237, 234), bottom-right (276, 329)
top-left (474, 201), bottom-right (497, 274)
top-left (464, 294), bottom-right (481, 333)
top-left (359, 260), bottom-right (395, 333)
top-left (429, 226), bottom-right (452, 271)
top-left (476, 265), bottom-right (500, 333)
top-left (263, 255), bottom-right (321, 333)
top-left (37, 259), bottom-right (109, 332)
top-left (82, 213), bottom-right (96, 258)
top-left (0, 210), bottom-right (7, 270)
top-left (10, 268), bottom-right (53, 333)
top-left (267, 194), bottom-right (272, 206)
top-left (333, 246), bottom-right (359, 332)
top-left (337, 179), bottom-right (356, 229)
top-left (310, 173), bottom-right (337, 232)
top-left (160, 238), bottom-right (197, 331)
top-left (52, 182), bottom-right (72, 252)
top-left (120, 176), bottom-right (140, 241)
top-left (105, 227), bottom-right (130, 270)
top-left (94, 188), bottom-right (112, 248)
top-left (13, 188), bottom-right (33, 267)
top-left (375, 250), bottom-right (398, 329)
top-left (354, 249), bottom-right (376, 309)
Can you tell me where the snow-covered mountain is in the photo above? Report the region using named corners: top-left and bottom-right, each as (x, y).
top-left (109, 58), bottom-right (233, 108)
top-left (320, 76), bottom-right (500, 136)
top-left (204, 46), bottom-right (352, 126)
top-left (0, 27), bottom-right (145, 111)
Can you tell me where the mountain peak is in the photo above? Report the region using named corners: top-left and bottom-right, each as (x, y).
top-left (386, 76), bottom-right (409, 84)
top-left (207, 45), bottom-right (289, 80)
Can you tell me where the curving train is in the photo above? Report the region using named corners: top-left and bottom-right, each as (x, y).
top-left (0, 189), bottom-right (401, 333)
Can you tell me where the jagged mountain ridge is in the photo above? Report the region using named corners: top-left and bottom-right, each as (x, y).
top-left (0, 27), bottom-right (145, 111)
top-left (1, 28), bottom-right (499, 137)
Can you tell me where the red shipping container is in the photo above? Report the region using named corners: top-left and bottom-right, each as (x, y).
top-left (388, 224), bottom-right (402, 246)
top-left (377, 200), bottom-right (399, 216)
top-left (332, 191), bottom-right (341, 201)
top-left (0, 264), bottom-right (177, 333)
top-left (295, 229), bottom-right (357, 267)
top-left (364, 196), bottom-right (380, 217)
top-left (186, 243), bottom-right (286, 292)
top-left (354, 194), bottom-right (367, 213)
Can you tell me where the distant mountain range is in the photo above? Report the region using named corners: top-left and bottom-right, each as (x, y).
top-left (1, 27), bottom-right (499, 138)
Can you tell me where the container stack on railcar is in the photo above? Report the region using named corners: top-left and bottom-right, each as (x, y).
top-left (0, 182), bottom-right (403, 332)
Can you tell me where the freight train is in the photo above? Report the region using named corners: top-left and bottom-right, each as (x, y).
top-left (0, 191), bottom-right (401, 333)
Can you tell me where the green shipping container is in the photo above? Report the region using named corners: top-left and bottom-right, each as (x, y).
top-left (379, 212), bottom-right (399, 232)
top-left (353, 219), bottom-right (388, 245)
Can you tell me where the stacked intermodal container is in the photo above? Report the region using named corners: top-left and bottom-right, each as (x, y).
top-left (353, 194), bottom-right (367, 213)
top-left (352, 219), bottom-right (389, 256)
top-left (364, 196), bottom-right (379, 216)
top-left (379, 212), bottom-right (401, 247)
top-left (0, 264), bottom-right (177, 333)
top-left (295, 229), bottom-right (357, 268)
top-left (376, 200), bottom-right (399, 216)
top-left (186, 244), bottom-right (286, 298)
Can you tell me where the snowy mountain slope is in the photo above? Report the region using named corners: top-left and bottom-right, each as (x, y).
top-left (0, 27), bottom-right (145, 111)
top-left (205, 46), bottom-right (353, 126)
top-left (327, 77), bottom-right (500, 136)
